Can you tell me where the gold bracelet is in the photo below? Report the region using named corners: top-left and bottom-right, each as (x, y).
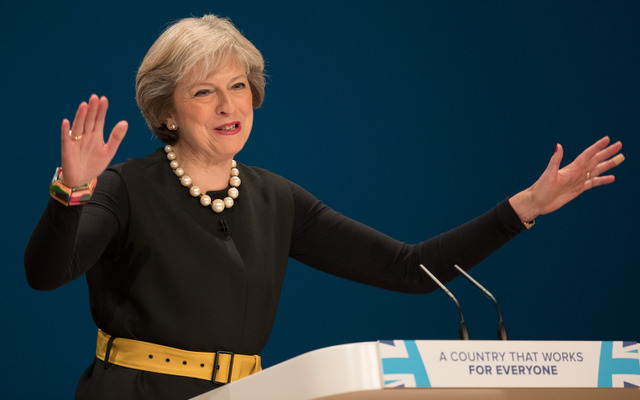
top-left (522, 220), bottom-right (535, 230)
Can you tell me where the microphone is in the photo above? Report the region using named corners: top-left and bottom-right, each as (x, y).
top-left (453, 264), bottom-right (508, 340)
top-left (219, 219), bottom-right (232, 240)
top-left (419, 264), bottom-right (469, 340)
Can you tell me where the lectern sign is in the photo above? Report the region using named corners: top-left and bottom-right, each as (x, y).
top-left (380, 340), bottom-right (640, 388)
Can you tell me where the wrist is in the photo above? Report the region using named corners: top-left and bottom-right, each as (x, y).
top-left (50, 167), bottom-right (98, 206)
top-left (509, 188), bottom-right (539, 229)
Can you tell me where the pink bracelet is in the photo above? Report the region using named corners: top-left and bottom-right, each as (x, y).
top-left (49, 167), bottom-right (98, 206)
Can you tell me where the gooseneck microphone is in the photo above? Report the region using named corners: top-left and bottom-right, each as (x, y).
top-left (419, 264), bottom-right (470, 340)
top-left (453, 264), bottom-right (508, 340)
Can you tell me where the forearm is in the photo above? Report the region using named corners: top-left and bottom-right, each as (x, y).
top-left (24, 199), bottom-right (85, 289)
top-left (24, 170), bottom-right (126, 290)
top-left (290, 178), bottom-right (525, 293)
top-left (414, 198), bottom-right (526, 289)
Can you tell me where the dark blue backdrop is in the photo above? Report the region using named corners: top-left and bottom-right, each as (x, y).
top-left (2, 1), bottom-right (638, 398)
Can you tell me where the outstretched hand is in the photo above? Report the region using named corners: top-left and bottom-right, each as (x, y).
top-left (509, 137), bottom-right (624, 223)
top-left (60, 94), bottom-right (128, 187)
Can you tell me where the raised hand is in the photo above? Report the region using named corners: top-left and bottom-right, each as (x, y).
top-left (60, 94), bottom-right (128, 187)
top-left (510, 137), bottom-right (624, 222)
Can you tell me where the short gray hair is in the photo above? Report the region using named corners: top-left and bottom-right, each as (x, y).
top-left (135, 14), bottom-right (265, 144)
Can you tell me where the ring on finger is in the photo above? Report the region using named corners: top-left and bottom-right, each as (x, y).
top-left (586, 171), bottom-right (592, 180)
top-left (69, 129), bottom-right (83, 141)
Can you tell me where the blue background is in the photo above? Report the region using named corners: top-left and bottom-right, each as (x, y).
top-left (2, 0), bottom-right (638, 398)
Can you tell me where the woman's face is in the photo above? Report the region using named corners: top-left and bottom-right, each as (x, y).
top-left (169, 60), bottom-right (253, 162)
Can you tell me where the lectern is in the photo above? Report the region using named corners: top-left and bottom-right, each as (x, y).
top-left (192, 340), bottom-right (640, 400)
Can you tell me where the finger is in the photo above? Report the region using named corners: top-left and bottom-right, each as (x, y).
top-left (591, 153), bottom-right (625, 177)
top-left (577, 136), bottom-right (611, 163)
top-left (585, 174), bottom-right (615, 190)
top-left (71, 101), bottom-right (88, 136)
top-left (60, 118), bottom-right (71, 141)
top-left (594, 140), bottom-right (622, 163)
top-left (84, 94), bottom-right (100, 134)
top-left (94, 96), bottom-right (109, 137)
top-left (60, 119), bottom-right (72, 157)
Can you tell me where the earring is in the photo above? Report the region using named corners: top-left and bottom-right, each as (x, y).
top-left (169, 123), bottom-right (177, 131)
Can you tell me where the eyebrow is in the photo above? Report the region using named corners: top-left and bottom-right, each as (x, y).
top-left (185, 74), bottom-right (248, 90)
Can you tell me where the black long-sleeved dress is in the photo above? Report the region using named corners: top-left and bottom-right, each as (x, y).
top-left (24, 147), bottom-right (526, 399)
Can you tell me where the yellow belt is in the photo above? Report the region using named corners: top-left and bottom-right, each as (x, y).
top-left (95, 329), bottom-right (261, 384)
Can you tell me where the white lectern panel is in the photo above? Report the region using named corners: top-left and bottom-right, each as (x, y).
top-left (192, 342), bottom-right (382, 400)
top-left (192, 341), bottom-right (640, 400)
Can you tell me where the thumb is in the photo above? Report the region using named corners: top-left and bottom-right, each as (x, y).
top-left (106, 120), bottom-right (128, 152)
top-left (546, 143), bottom-right (563, 173)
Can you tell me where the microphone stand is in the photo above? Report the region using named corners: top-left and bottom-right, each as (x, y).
top-left (419, 264), bottom-right (470, 340)
top-left (453, 264), bottom-right (508, 340)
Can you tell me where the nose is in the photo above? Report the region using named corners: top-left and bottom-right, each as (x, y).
top-left (216, 90), bottom-right (235, 116)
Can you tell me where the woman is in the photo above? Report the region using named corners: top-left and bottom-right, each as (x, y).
top-left (24, 14), bottom-right (624, 400)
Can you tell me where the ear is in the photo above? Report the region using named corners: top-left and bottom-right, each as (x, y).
top-left (165, 115), bottom-right (177, 131)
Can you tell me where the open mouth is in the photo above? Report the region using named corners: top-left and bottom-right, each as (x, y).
top-left (215, 123), bottom-right (240, 135)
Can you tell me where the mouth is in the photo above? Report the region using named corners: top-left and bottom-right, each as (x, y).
top-left (215, 122), bottom-right (241, 135)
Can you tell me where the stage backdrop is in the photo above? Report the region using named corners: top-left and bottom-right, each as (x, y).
top-left (2, 1), bottom-right (638, 398)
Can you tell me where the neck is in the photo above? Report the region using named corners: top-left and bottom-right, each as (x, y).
top-left (172, 143), bottom-right (234, 192)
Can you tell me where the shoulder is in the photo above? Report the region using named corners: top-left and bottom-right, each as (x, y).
top-left (236, 164), bottom-right (322, 216)
top-left (106, 148), bottom-right (175, 192)
top-left (239, 164), bottom-right (286, 183)
top-left (238, 164), bottom-right (313, 197)
top-left (102, 148), bottom-right (174, 204)
top-left (108, 147), bottom-right (166, 176)
top-left (238, 163), bottom-right (294, 194)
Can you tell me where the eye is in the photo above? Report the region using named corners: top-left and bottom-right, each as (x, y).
top-left (194, 89), bottom-right (212, 97)
top-left (231, 82), bottom-right (247, 90)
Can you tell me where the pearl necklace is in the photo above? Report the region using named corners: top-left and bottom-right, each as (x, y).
top-left (164, 145), bottom-right (240, 213)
